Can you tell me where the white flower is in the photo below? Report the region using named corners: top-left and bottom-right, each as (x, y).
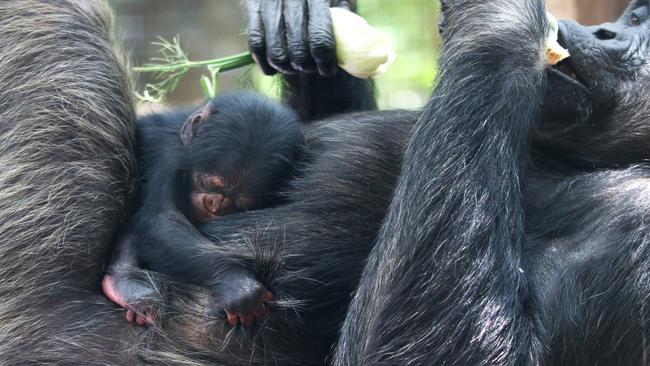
top-left (546, 12), bottom-right (570, 65)
top-left (330, 7), bottom-right (396, 79)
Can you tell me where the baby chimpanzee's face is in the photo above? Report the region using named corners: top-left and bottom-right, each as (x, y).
top-left (190, 172), bottom-right (257, 222)
top-left (191, 172), bottom-right (231, 222)
top-left (180, 93), bottom-right (304, 223)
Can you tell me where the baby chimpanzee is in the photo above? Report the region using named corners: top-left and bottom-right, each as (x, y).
top-left (183, 95), bottom-right (304, 221)
top-left (102, 92), bottom-right (303, 327)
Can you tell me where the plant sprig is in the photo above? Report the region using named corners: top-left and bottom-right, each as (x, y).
top-left (134, 36), bottom-right (255, 103)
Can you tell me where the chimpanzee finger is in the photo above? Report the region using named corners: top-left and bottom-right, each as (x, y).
top-left (126, 309), bottom-right (135, 323)
top-left (239, 313), bottom-right (255, 328)
top-left (226, 311), bottom-right (239, 327)
top-left (247, 0), bottom-right (276, 75)
top-left (335, 0), bottom-right (354, 11)
top-left (262, 0), bottom-right (296, 74)
top-left (284, 0), bottom-right (316, 73)
top-left (307, 0), bottom-right (338, 76)
top-left (135, 315), bottom-right (146, 327)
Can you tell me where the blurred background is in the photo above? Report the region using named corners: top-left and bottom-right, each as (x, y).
top-left (108, 0), bottom-right (630, 111)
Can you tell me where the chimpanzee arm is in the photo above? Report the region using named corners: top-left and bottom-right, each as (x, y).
top-left (334, 1), bottom-right (548, 365)
top-left (282, 73), bottom-right (376, 121)
top-left (131, 211), bottom-right (245, 288)
top-left (245, 0), bottom-right (376, 120)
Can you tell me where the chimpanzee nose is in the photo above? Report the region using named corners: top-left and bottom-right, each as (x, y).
top-left (594, 24), bottom-right (617, 40)
top-left (205, 194), bottom-right (221, 214)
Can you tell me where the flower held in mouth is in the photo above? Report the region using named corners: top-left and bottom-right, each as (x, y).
top-left (546, 12), bottom-right (570, 65)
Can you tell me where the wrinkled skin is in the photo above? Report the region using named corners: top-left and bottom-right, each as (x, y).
top-left (551, 6), bottom-right (649, 117)
top-left (246, 0), bottom-right (355, 76)
top-left (246, 0), bottom-right (376, 120)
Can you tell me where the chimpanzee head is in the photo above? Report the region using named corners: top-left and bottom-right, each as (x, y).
top-left (540, 0), bottom-right (650, 167)
top-left (180, 92), bottom-right (304, 222)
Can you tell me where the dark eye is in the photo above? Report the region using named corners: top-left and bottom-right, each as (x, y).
top-left (630, 14), bottom-right (641, 26)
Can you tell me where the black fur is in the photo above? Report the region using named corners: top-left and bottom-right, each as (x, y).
top-left (0, 0), bottom-right (141, 364)
top-left (187, 93), bottom-right (304, 205)
top-left (1, 0), bottom-right (649, 364)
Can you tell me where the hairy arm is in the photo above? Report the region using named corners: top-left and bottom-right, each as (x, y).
top-left (334, 1), bottom-right (548, 365)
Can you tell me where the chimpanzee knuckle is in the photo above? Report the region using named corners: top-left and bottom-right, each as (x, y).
top-left (310, 37), bottom-right (336, 63)
top-left (287, 40), bottom-right (308, 57)
top-left (267, 44), bottom-right (288, 59)
top-left (334, 0), bottom-right (355, 12)
top-left (310, 31), bottom-right (335, 54)
top-left (268, 46), bottom-right (290, 66)
top-left (287, 45), bottom-right (311, 66)
top-left (248, 32), bottom-right (266, 52)
top-left (246, 0), bottom-right (265, 49)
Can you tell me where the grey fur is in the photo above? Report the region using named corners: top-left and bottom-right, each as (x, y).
top-left (0, 0), bottom-right (138, 364)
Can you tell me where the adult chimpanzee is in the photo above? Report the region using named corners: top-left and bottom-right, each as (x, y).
top-left (1, 0), bottom-right (649, 365)
top-left (102, 92), bottom-right (302, 327)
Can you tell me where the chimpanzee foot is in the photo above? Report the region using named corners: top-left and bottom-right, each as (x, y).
top-left (224, 289), bottom-right (274, 328)
top-left (218, 277), bottom-right (274, 328)
top-left (102, 274), bottom-right (162, 326)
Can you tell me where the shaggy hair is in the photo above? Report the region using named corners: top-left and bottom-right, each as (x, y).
top-left (0, 0), bottom-right (139, 364)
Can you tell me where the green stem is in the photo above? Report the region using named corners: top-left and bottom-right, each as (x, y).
top-left (133, 52), bottom-right (254, 73)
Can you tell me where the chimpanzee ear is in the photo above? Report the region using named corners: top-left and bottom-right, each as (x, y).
top-left (180, 101), bottom-right (214, 146)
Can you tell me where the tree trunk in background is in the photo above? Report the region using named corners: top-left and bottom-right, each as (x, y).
top-left (548, 0), bottom-right (629, 24)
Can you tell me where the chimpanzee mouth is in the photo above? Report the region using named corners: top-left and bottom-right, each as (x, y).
top-left (548, 26), bottom-right (591, 93)
top-left (542, 23), bottom-right (597, 122)
top-left (544, 56), bottom-right (595, 122)
top-left (549, 58), bottom-right (589, 91)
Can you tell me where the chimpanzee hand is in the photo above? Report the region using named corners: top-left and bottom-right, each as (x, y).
top-left (246, 0), bottom-right (355, 76)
